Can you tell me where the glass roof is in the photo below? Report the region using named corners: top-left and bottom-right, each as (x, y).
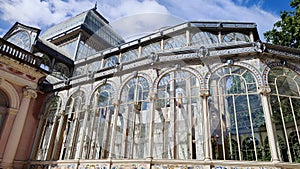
top-left (41, 10), bottom-right (89, 40)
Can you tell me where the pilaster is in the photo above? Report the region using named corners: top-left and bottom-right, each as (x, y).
top-left (2, 86), bottom-right (37, 168)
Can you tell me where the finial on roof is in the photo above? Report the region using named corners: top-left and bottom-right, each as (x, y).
top-left (94, 1), bottom-right (97, 10)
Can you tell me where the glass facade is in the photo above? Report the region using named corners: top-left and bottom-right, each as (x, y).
top-left (269, 67), bottom-right (300, 162)
top-left (154, 70), bottom-right (202, 159)
top-left (209, 66), bottom-right (267, 161)
top-left (24, 20), bottom-right (300, 169)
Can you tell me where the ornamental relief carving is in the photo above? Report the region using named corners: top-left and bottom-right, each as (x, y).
top-left (23, 86), bottom-right (37, 99)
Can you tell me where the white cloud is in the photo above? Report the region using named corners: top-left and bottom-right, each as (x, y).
top-left (156, 0), bottom-right (279, 40)
top-left (0, 0), bottom-right (279, 41)
top-left (0, 0), bottom-right (95, 28)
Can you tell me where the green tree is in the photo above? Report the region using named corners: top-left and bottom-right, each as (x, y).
top-left (264, 0), bottom-right (300, 48)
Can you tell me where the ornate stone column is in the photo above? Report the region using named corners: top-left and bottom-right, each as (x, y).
top-left (108, 99), bottom-right (120, 159)
top-left (259, 85), bottom-right (280, 162)
top-left (200, 89), bottom-right (211, 161)
top-left (2, 86), bottom-right (37, 168)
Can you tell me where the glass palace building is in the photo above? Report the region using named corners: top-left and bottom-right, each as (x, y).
top-left (0, 7), bottom-right (300, 169)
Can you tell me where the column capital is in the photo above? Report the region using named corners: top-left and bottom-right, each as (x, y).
top-left (149, 91), bottom-right (158, 101)
top-left (113, 99), bottom-right (120, 106)
top-left (200, 89), bottom-right (210, 97)
top-left (23, 86), bottom-right (37, 99)
top-left (258, 85), bottom-right (271, 95)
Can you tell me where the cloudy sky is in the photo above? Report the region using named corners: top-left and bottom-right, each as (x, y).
top-left (0, 0), bottom-right (293, 41)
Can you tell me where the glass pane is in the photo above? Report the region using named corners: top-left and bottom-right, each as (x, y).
top-left (121, 49), bottom-right (138, 63)
top-left (104, 55), bottom-right (119, 68)
top-left (141, 42), bottom-right (161, 57)
top-left (164, 34), bottom-right (186, 50)
top-left (191, 31), bottom-right (218, 46)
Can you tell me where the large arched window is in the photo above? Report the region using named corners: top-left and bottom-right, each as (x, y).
top-left (82, 84), bottom-right (115, 159)
top-left (35, 96), bottom-right (61, 160)
top-left (59, 91), bottom-right (86, 160)
top-left (209, 66), bottom-right (267, 161)
top-left (154, 70), bottom-right (202, 160)
top-left (0, 89), bottom-right (9, 136)
top-left (113, 76), bottom-right (150, 159)
top-left (268, 67), bottom-right (300, 162)
top-left (7, 30), bottom-right (31, 51)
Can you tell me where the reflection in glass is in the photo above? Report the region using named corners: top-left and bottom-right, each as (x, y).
top-left (59, 91), bottom-right (85, 160)
top-left (104, 56), bottom-right (119, 68)
top-left (82, 84), bottom-right (115, 159)
top-left (113, 77), bottom-right (150, 159)
top-left (121, 49), bottom-right (138, 63)
top-left (209, 66), bottom-right (267, 161)
top-left (223, 32), bottom-right (250, 43)
top-left (164, 34), bottom-right (186, 50)
top-left (269, 67), bottom-right (300, 162)
top-left (35, 96), bottom-right (61, 160)
top-left (141, 42), bottom-right (161, 57)
top-left (154, 70), bottom-right (202, 159)
top-left (190, 32), bottom-right (218, 46)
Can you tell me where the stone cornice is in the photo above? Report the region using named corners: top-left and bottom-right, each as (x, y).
top-left (0, 54), bottom-right (46, 80)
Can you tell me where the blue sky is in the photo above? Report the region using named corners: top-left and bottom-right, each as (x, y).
top-left (0, 0), bottom-right (294, 41)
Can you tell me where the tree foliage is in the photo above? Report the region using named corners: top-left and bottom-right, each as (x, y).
top-left (264, 0), bottom-right (300, 48)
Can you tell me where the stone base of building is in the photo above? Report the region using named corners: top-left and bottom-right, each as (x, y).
top-left (27, 159), bottom-right (300, 169)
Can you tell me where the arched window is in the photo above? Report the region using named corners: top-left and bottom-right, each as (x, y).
top-left (74, 66), bottom-right (85, 76)
top-left (222, 32), bottom-right (250, 43)
top-left (268, 67), bottom-right (300, 162)
top-left (113, 77), bottom-right (150, 159)
top-left (154, 70), bottom-right (202, 159)
top-left (0, 89), bottom-right (9, 136)
top-left (88, 61), bottom-right (101, 73)
top-left (53, 63), bottom-right (70, 79)
top-left (59, 91), bottom-right (85, 160)
top-left (82, 84), bottom-right (115, 159)
top-left (103, 55), bottom-right (119, 68)
top-left (209, 66), bottom-right (266, 161)
top-left (121, 49), bottom-right (138, 63)
top-left (141, 42), bottom-right (161, 57)
top-left (164, 34), bottom-right (186, 50)
top-left (7, 30), bottom-right (31, 51)
top-left (34, 52), bottom-right (51, 71)
top-left (35, 96), bottom-right (61, 160)
top-left (190, 32), bottom-right (218, 46)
